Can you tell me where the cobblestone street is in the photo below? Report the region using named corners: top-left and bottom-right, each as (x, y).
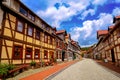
top-left (48, 59), bottom-right (120, 80)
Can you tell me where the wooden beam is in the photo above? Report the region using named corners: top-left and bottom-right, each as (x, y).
top-left (0, 11), bottom-right (6, 63)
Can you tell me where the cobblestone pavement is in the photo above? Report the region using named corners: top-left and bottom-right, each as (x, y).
top-left (50, 59), bottom-right (120, 80)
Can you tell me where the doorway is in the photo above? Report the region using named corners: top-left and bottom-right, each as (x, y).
top-left (111, 49), bottom-right (115, 62)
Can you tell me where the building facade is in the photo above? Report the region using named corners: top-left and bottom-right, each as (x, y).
top-left (0, 0), bottom-right (81, 65)
top-left (0, 0), bottom-right (56, 64)
top-left (93, 16), bottom-right (120, 66)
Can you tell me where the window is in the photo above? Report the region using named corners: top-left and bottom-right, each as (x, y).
top-left (44, 50), bottom-right (48, 59)
top-left (13, 45), bottom-right (23, 59)
top-left (56, 41), bottom-right (59, 47)
top-left (117, 28), bottom-right (120, 38)
top-left (56, 51), bottom-right (59, 59)
top-left (25, 48), bottom-right (32, 59)
top-left (44, 34), bottom-right (48, 43)
top-left (50, 37), bottom-right (53, 44)
top-left (50, 51), bottom-right (54, 59)
top-left (20, 7), bottom-right (27, 16)
top-left (42, 24), bottom-right (45, 29)
top-left (16, 20), bottom-right (24, 33)
top-left (28, 13), bottom-right (35, 21)
top-left (34, 49), bottom-right (40, 59)
top-left (46, 27), bottom-right (50, 31)
top-left (27, 26), bottom-right (33, 37)
top-left (36, 30), bottom-right (40, 40)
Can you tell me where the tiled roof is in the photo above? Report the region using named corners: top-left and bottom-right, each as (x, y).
top-left (97, 30), bottom-right (108, 38)
top-left (71, 40), bottom-right (76, 44)
top-left (109, 25), bottom-right (114, 29)
top-left (56, 30), bottom-right (65, 34)
top-left (115, 15), bottom-right (120, 19)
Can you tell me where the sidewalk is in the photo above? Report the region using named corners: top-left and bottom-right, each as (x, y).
top-left (20, 60), bottom-right (78, 80)
top-left (95, 60), bottom-right (120, 74)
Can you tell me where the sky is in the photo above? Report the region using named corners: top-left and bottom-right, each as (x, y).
top-left (21, 0), bottom-right (120, 47)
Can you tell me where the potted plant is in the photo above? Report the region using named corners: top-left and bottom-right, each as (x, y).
top-left (30, 61), bottom-right (36, 69)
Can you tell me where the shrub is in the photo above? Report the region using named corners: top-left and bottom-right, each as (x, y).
top-left (30, 61), bottom-right (36, 67)
top-left (0, 64), bottom-right (15, 76)
top-left (0, 64), bottom-right (8, 76)
top-left (6, 64), bottom-right (15, 70)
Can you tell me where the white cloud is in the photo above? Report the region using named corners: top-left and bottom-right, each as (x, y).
top-left (37, 0), bottom-right (92, 28)
top-left (79, 9), bottom-right (95, 20)
top-left (36, 0), bottom-right (108, 28)
top-left (112, 7), bottom-right (120, 16)
top-left (92, 0), bottom-right (108, 6)
top-left (70, 13), bottom-right (113, 45)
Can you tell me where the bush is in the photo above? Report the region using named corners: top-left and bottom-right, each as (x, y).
top-left (6, 64), bottom-right (15, 70)
top-left (0, 64), bottom-right (15, 76)
top-left (30, 61), bottom-right (36, 67)
top-left (0, 64), bottom-right (8, 76)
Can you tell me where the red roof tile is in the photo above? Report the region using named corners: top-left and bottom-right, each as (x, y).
top-left (109, 25), bottom-right (114, 29)
top-left (97, 30), bottom-right (108, 36)
top-left (56, 30), bottom-right (65, 34)
top-left (115, 15), bottom-right (120, 19)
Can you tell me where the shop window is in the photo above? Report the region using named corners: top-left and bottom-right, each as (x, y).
top-left (16, 20), bottom-right (24, 33)
top-left (35, 30), bottom-right (40, 40)
top-left (44, 50), bottom-right (48, 59)
top-left (34, 49), bottom-right (40, 59)
top-left (19, 7), bottom-right (27, 16)
top-left (13, 45), bottom-right (23, 59)
top-left (25, 48), bottom-right (32, 59)
top-left (27, 26), bottom-right (33, 37)
top-left (50, 51), bottom-right (54, 59)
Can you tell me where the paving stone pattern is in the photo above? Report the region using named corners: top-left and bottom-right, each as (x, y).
top-left (51, 59), bottom-right (120, 80)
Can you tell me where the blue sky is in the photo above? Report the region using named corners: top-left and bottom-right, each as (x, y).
top-left (21, 0), bottom-right (120, 47)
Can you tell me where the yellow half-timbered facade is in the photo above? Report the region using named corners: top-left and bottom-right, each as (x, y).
top-left (0, 0), bottom-right (56, 64)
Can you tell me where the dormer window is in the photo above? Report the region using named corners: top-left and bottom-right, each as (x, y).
top-left (28, 13), bottom-right (35, 21)
top-left (20, 7), bottom-right (27, 16)
top-left (20, 6), bottom-right (35, 21)
top-left (42, 24), bottom-right (45, 29)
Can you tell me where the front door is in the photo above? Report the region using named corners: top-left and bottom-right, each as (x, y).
top-left (111, 49), bottom-right (115, 62)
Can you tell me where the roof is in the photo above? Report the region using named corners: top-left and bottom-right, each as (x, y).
top-left (97, 30), bottom-right (108, 39)
top-left (113, 15), bottom-right (120, 23)
top-left (115, 15), bottom-right (120, 19)
top-left (56, 30), bottom-right (66, 34)
top-left (65, 34), bottom-right (70, 38)
top-left (109, 25), bottom-right (114, 29)
top-left (97, 30), bottom-right (108, 35)
top-left (108, 25), bottom-right (114, 31)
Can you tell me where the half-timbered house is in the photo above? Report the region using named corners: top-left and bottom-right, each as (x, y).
top-left (0, 0), bottom-right (56, 64)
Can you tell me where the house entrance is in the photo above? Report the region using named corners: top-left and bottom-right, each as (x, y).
top-left (111, 49), bottom-right (115, 62)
